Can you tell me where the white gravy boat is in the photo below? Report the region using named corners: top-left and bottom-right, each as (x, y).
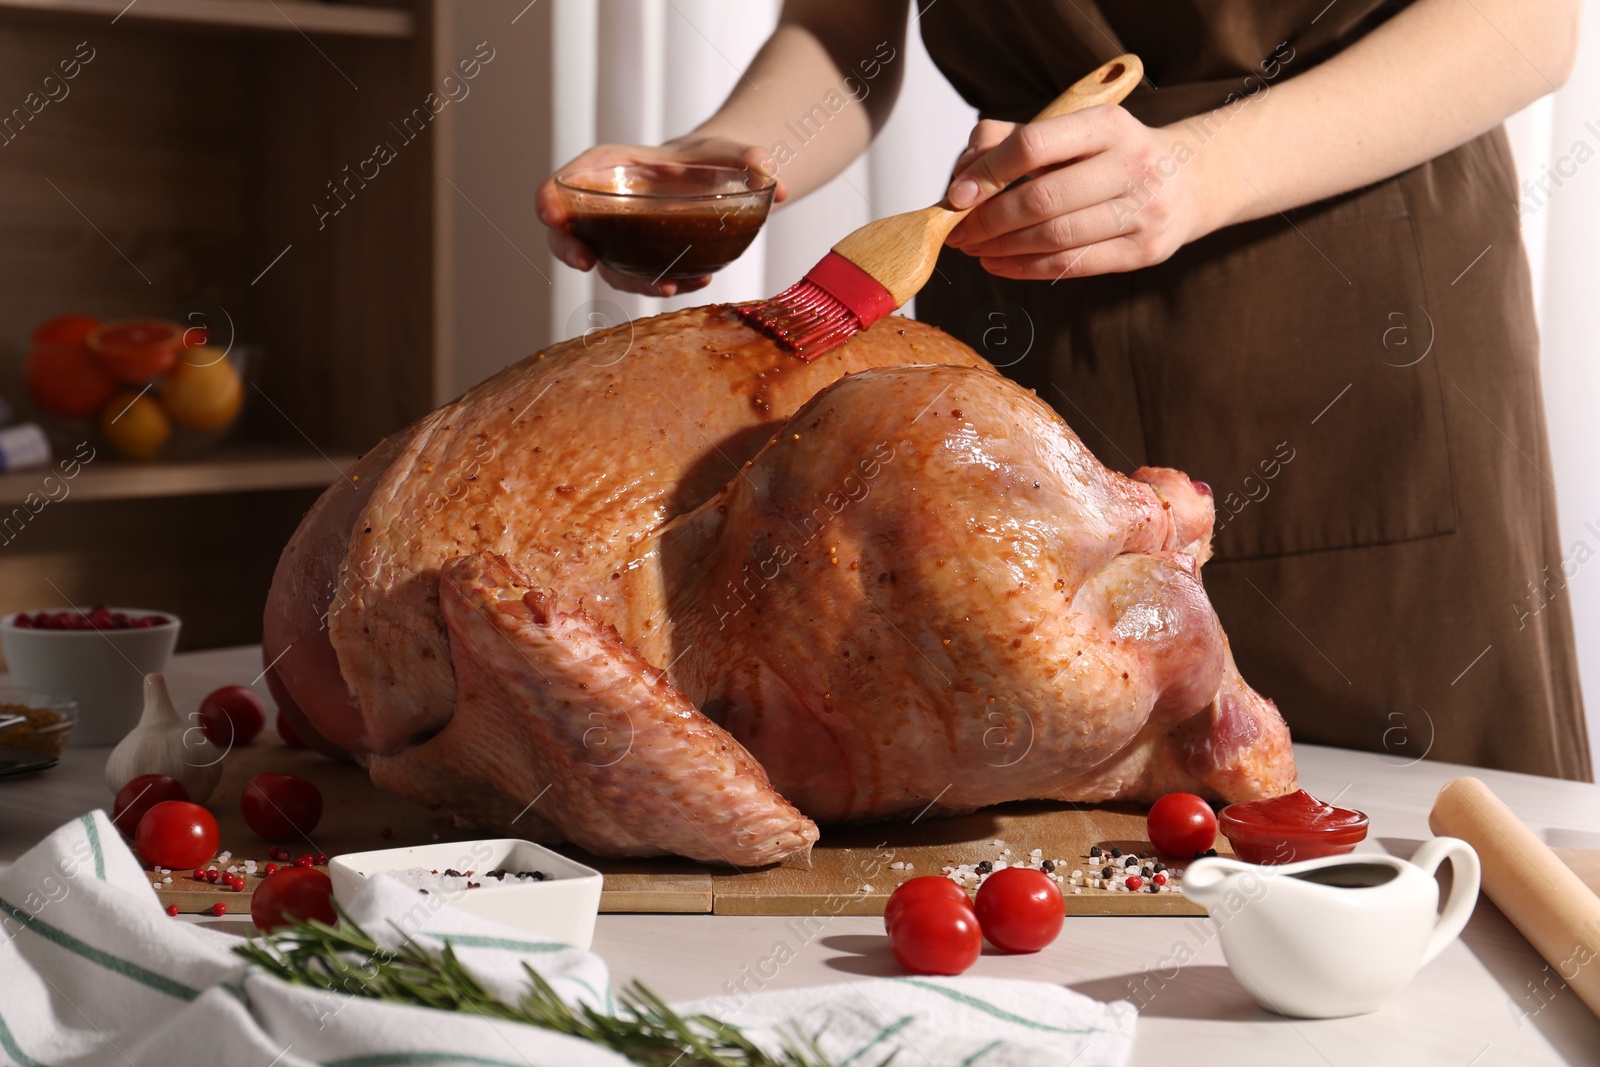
top-left (1181, 837), bottom-right (1480, 1018)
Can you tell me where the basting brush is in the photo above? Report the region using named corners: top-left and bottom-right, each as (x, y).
top-left (736, 54), bottom-right (1143, 361)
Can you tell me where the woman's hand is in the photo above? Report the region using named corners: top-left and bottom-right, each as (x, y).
top-left (943, 106), bottom-right (1216, 281)
top-left (536, 137), bottom-right (787, 297)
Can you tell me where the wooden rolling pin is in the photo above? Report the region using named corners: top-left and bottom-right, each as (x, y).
top-left (1430, 777), bottom-right (1600, 1021)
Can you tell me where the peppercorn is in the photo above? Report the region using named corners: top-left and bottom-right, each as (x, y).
top-left (166, 904), bottom-right (179, 917)
top-left (1147, 883), bottom-right (1160, 893)
top-left (1110, 848), bottom-right (1122, 858)
top-left (1205, 848), bottom-right (1218, 857)
top-left (1041, 859), bottom-right (1056, 873)
top-left (974, 860), bottom-right (993, 875)
top-left (1124, 856), bottom-right (1138, 868)
top-left (1089, 846), bottom-right (1102, 858)
top-left (1101, 866), bottom-right (1115, 878)
top-left (1141, 866), bottom-right (1154, 877)
top-left (1126, 876), bottom-right (1144, 891)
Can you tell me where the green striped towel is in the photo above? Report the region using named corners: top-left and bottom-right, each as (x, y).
top-left (0, 812), bottom-right (1134, 1065)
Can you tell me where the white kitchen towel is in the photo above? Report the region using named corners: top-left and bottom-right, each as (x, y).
top-left (0, 812), bottom-right (1136, 1066)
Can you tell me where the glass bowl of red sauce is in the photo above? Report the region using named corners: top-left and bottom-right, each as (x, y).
top-left (556, 163), bottom-right (777, 280)
top-left (1217, 789), bottom-right (1370, 865)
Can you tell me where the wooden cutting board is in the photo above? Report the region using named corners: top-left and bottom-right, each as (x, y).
top-left (136, 734), bottom-right (1261, 918)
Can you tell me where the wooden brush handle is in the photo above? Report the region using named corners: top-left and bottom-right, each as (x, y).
top-left (1026, 54), bottom-right (1145, 126)
top-left (939, 54), bottom-right (1144, 228)
top-left (830, 54), bottom-right (1142, 304)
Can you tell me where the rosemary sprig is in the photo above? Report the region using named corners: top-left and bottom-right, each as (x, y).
top-left (233, 905), bottom-right (886, 1067)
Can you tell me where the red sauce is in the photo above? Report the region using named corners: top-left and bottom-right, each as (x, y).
top-left (1217, 789), bottom-right (1369, 865)
top-left (568, 207), bottom-right (766, 280)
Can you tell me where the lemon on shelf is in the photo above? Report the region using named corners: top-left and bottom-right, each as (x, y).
top-left (99, 391), bottom-right (172, 460)
top-left (159, 348), bottom-right (242, 431)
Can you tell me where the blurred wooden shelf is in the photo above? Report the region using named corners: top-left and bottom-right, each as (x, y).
top-left (0, 445), bottom-right (355, 505)
top-left (0, 0), bottom-right (414, 37)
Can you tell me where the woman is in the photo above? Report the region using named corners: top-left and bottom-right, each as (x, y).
top-left (537, 0), bottom-right (1591, 780)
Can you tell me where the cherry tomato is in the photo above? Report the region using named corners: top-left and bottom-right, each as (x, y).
top-left (973, 867), bottom-right (1064, 953)
top-left (133, 801), bottom-right (219, 869)
top-left (251, 867), bottom-right (336, 932)
top-left (241, 772), bottom-right (323, 840)
top-left (196, 685), bottom-right (267, 747)
top-left (111, 774), bottom-right (189, 837)
top-left (883, 876), bottom-right (970, 934)
top-left (1147, 792), bottom-right (1218, 858)
top-left (888, 897), bottom-right (982, 976)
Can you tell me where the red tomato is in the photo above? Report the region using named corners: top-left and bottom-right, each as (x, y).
top-left (889, 898), bottom-right (982, 976)
top-left (883, 876), bottom-right (970, 934)
top-left (31, 314), bottom-right (100, 347)
top-left (196, 685), bottom-right (267, 747)
top-left (241, 772), bottom-right (323, 840)
top-left (111, 774), bottom-right (188, 837)
top-left (1147, 792), bottom-right (1218, 858)
top-left (973, 867), bottom-right (1064, 953)
top-left (24, 343), bottom-right (118, 419)
top-left (134, 801), bottom-right (219, 869)
top-left (251, 867), bottom-right (336, 932)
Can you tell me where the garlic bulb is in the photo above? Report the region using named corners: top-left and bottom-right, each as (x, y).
top-left (105, 673), bottom-right (223, 802)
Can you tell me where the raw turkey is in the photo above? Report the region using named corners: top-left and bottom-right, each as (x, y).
top-left (263, 306), bottom-right (1296, 866)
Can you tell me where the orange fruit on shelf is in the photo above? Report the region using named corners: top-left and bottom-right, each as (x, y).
top-left (99, 390), bottom-right (171, 460)
top-left (25, 343), bottom-right (119, 419)
top-left (159, 348), bottom-right (242, 431)
top-left (86, 319), bottom-right (184, 383)
top-left (30, 314), bottom-right (100, 348)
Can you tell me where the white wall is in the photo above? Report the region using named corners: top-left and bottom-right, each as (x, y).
top-left (549, 1), bottom-right (973, 326)
top-left (1508, 0), bottom-right (1600, 756)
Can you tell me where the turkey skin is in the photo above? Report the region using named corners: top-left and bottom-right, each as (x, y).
top-left (263, 306), bottom-right (1295, 866)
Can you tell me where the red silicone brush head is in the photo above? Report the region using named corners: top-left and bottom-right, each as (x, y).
top-left (735, 252), bottom-right (899, 361)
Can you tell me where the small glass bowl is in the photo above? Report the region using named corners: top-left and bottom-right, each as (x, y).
top-left (0, 687), bottom-right (77, 758)
top-left (555, 163), bottom-right (776, 280)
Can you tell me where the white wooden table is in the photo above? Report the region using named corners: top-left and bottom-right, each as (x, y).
top-left (4, 646), bottom-right (1598, 1065)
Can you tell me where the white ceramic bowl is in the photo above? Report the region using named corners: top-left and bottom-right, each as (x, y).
top-left (329, 839), bottom-right (604, 949)
top-left (0, 609), bottom-right (180, 745)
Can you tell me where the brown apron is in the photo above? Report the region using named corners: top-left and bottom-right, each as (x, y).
top-left (918, 0), bottom-right (1592, 780)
